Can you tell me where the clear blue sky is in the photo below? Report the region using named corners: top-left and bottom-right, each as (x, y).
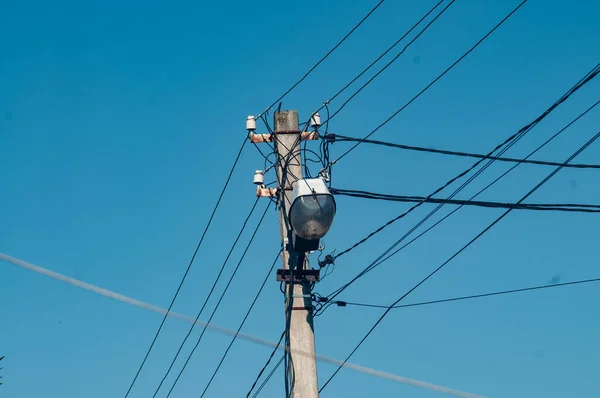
top-left (1, 0), bottom-right (599, 397)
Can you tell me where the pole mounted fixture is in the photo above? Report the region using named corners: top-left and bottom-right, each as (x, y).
top-left (246, 115), bottom-right (257, 132)
top-left (246, 109), bottom-right (334, 397)
top-left (253, 170), bottom-right (265, 185)
top-left (289, 178), bottom-right (336, 252)
top-left (310, 112), bottom-right (321, 128)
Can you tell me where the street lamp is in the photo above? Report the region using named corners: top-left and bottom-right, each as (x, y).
top-left (288, 178), bottom-right (336, 252)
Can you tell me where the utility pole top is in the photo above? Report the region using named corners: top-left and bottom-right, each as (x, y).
top-left (275, 110), bottom-right (300, 132)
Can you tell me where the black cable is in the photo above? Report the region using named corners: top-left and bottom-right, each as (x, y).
top-left (150, 198), bottom-right (261, 396)
top-left (330, 187), bottom-right (600, 213)
top-left (245, 331), bottom-right (286, 398)
top-left (322, 8), bottom-right (551, 302)
top-left (329, 277), bottom-right (600, 310)
top-left (322, 0), bottom-right (455, 125)
top-left (199, 249), bottom-right (283, 397)
top-left (332, 0), bottom-right (528, 165)
top-left (122, 137), bottom-right (248, 398)
top-left (302, 146), bottom-right (324, 178)
top-left (330, 134), bottom-right (600, 169)
top-left (315, 98), bottom-right (600, 314)
top-left (258, 0), bottom-right (385, 117)
top-left (332, 63), bottom-right (599, 262)
top-left (309, 0), bottom-right (447, 121)
top-left (319, 130), bottom-right (600, 392)
top-left (251, 355), bottom-right (285, 398)
top-left (164, 201), bottom-right (273, 397)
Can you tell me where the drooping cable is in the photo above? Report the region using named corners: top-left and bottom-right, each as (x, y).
top-left (329, 134), bottom-right (600, 169)
top-left (331, 63), bottom-right (600, 262)
top-left (245, 331), bottom-right (286, 398)
top-left (321, 0), bottom-right (455, 125)
top-left (199, 249), bottom-right (282, 397)
top-left (257, 0), bottom-right (386, 118)
top-left (307, 0), bottom-right (448, 122)
top-left (319, 130), bottom-right (600, 392)
top-left (316, 98), bottom-right (600, 315)
top-left (150, 198), bottom-right (262, 396)
top-left (163, 201), bottom-right (273, 397)
top-left (122, 137), bottom-right (248, 398)
top-left (331, 0), bottom-right (528, 165)
top-left (251, 355), bottom-right (285, 398)
top-left (326, 277), bottom-right (600, 310)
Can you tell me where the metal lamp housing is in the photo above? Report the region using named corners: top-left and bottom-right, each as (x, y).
top-left (288, 178), bottom-right (336, 241)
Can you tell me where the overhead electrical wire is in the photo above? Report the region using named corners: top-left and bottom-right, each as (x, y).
top-left (316, 98), bottom-right (600, 316)
top-left (331, 0), bottom-right (528, 165)
top-left (1, 250), bottom-right (482, 394)
top-left (245, 331), bottom-right (286, 398)
top-left (328, 134), bottom-right (600, 169)
top-left (199, 249), bottom-right (283, 397)
top-left (319, 65), bottom-right (600, 312)
top-left (300, 0), bottom-right (451, 173)
top-left (329, 187), bottom-right (600, 213)
top-left (324, 277), bottom-right (600, 310)
top-left (321, 0), bottom-right (456, 125)
top-left (251, 356), bottom-right (285, 398)
top-left (150, 197), bottom-right (262, 397)
top-left (307, 0), bottom-right (449, 121)
top-left (268, 0), bottom-right (449, 182)
top-left (300, 0), bottom-right (457, 184)
top-left (163, 201), bottom-right (273, 397)
top-left (257, 0), bottom-right (386, 118)
top-left (332, 63), bottom-right (600, 261)
top-left (122, 137), bottom-right (248, 398)
top-left (319, 130), bottom-right (600, 392)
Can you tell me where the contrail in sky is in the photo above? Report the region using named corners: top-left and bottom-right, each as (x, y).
top-left (0, 252), bottom-right (486, 398)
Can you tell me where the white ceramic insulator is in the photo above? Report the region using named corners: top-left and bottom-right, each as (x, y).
top-left (253, 170), bottom-right (265, 185)
top-left (246, 116), bottom-right (257, 131)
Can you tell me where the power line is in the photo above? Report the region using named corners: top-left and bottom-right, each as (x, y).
top-left (122, 137), bottom-right (247, 398)
top-left (246, 331), bottom-right (286, 398)
top-left (329, 187), bottom-right (600, 213)
top-left (325, 277), bottom-right (600, 310)
top-left (319, 130), bottom-right (600, 392)
top-left (328, 134), bottom-right (600, 169)
top-left (320, 91), bottom-right (599, 309)
top-left (258, 0), bottom-right (386, 118)
top-left (150, 197), bottom-right (262, 396)
top-left (331, 0), bottom-right (528, 165)
top-left (251, 355), bottom-right (285, 398)
top-left (164, 201), bottom-right (273, 397)
top-left (305, 0), bottom-right (449, 124)
top-left (313, 98), bottom-right (600, 317)
top-left (301, 0), bottom-right (452, 181)
top-left (320, 0), bottom-right (455, 125)
top-left (199, 249), bottom-right (282, 397)
top-left (0, 251), bottom-right (478, 392)
top-left (329, 63), bottom-right (599, 264)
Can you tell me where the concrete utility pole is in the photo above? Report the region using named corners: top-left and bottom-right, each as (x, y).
top-left (273, 110), bottom-right (319, 398)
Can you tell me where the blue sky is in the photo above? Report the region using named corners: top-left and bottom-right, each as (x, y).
top-left (1, 0), bottom-right (599, 397)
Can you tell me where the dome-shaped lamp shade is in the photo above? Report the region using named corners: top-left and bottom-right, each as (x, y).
top-left (289, 178), bottom-right (336, 241)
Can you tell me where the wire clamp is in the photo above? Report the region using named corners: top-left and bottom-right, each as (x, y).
top-left (276, 269), bottom-right (320, 283)
top-left (318, 254), bottom-right (335, 268)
